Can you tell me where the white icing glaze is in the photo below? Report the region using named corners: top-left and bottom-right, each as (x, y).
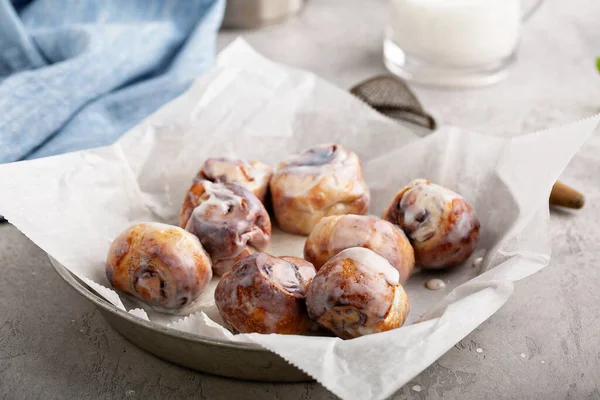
top-left (335, 247), bottom-right (400, 286)
top-left (276, 172), bottom-right (323, 198)
top-left (447, 204), bottom-right (474, 242)
top-left (137, 223), bottom-right (208, 274)
top-left (400, 180), bottom-right (462, 242)
top-left (262, 309), bottom-right (281, 332)
top-left (425, 278), bottom-right (446, 290)
top-left (202, 158), bottom-right (271, 195)
top-left (236, 267), bottom-right (255, 289)
top-left (271, 261), bottom-right (301, 293)
top-left (275, 144), bottom-right (364, 199)
top-left (193, 181), bottom-right (243, 217)
top-left (281, 144), bottom-right (343, 176)
top-left (327, 215), bottom-right (366, 251)
top-left (356, 284), bottom-right (404, 336)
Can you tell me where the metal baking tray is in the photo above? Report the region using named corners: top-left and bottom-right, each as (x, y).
top-left (49, 256), bottom-right (311, 382)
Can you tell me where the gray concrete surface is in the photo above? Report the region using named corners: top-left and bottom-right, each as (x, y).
top-left (2, 0), bottom-right (600, 398)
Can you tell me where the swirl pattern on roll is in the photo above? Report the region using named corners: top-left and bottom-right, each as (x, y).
top-left (197, 158), bottom-right (272, 204)
top-left (306, 247), bottom-right (409, 339)
top-left (304, 214), bottom-right (415, 284)
top-left (106, 222), bottom-right (212, 312)
top-left (179, 180), bottom-right (271, 276)
top-left (270, 144), bottom-right (370, 235)
top-left (383, 179), bottom-right (480, 269)
top-left (215, 253), bottom-right (317, 334)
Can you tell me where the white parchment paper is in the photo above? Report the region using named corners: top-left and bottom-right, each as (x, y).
top-left (1, 39), bottom-right (599, 400)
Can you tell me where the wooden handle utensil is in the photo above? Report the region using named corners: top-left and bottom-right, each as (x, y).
top-left (550, 181), bottom-right (584, 209)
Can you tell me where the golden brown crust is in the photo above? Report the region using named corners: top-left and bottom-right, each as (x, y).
top-left (106, 222), bottom-right (212, 312)
top-left (305, 248), bottom-right (409, 339)
top-left (270, 144), bottom-right (370, 235)
top-left (304, 214), bottom-right (415, 284)
top-left (382, 179), bottom-right (480, 269)
top-left (179, 180), bottom-right (208, 229)
top-left (382, 180), bottom-right (420, 229)
top-left (179, 180), bottom-right (271, 275)
top-left (212, 246), bottom-right (256, 277)
top-left (197, 158), bottom-right (273, 204)
top-left (214, 253), bottom-right (317, 334)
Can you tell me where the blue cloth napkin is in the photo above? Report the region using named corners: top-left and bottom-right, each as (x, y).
top-left (0, 0), bottom-right (225, 164)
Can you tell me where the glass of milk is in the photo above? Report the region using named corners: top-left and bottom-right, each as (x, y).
top-left (384, 0), bottom-right (544, 88)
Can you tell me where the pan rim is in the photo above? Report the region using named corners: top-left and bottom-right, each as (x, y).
top-left (48, 255), bottom-right (268, 353)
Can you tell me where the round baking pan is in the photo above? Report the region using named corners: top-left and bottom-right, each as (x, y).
top-left (49, 256), bottom-right (311, 382)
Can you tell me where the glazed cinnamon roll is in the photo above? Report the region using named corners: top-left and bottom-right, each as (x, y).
top-left (304, 214), bottom-right (415, 284)
top-left (270, 144), bottom-right (370, 235)
top-left (214, 253), bottom-right (317, 334)
top-left (305, 247), bottom-right (409, 339)
top-left (383, 179), bottom-right (480, 269)
top-left (106, 222), bottom-right (212, 312)
top-left (196, 158), bottom-right (273, 204)
top-left (179, 180), bottom-right (271, 276)
top-left (280, 256), bottom-right (316, 281)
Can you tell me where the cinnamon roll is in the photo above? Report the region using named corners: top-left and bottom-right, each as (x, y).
top-left (196, 158), bottom-right (273, 204)
top-left (383, 179), bottom-right (480, 269)
top-left (305, 247), bottom-right (409, 339)
top-left (214, 253), bottom-right (317, 334)
top-left (106, 222), bottom-right (212, 312)
top-left (270, 144), bottom-right (370, 235)
top-left (304, 214), bottom-right (415, 284)
top-left (179, 180), bottom-right (271, 276)
top-left (280, 256), bottom-right (316, 281)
